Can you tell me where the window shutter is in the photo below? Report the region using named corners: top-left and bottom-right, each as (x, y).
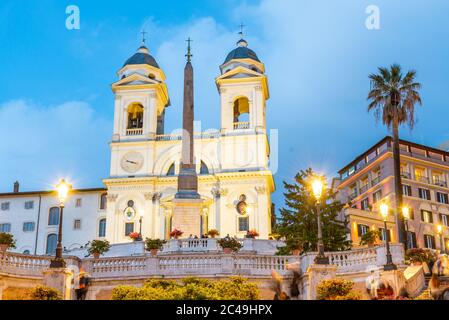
top-left (430, 212), bottom-right (434, 223)
top-left (412, 232), bottom-right (417, 248)
top-left (357, 224), bottom-right (362, 237)
top-left (421, 210), bottom-right (424, 222)
top-left (431, 236), bottom-right (436, 249)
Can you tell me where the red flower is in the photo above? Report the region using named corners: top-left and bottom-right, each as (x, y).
top-left (247, 230), bottom-right (259, 237)
top-left (170, 229), bottom-right (183, 237)
top-left (129, 232), bottom-right (140, 240)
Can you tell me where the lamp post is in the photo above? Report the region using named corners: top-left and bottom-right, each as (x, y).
top-left (50, 179), bottom-right (72, 268)
top-left (402, 206), bottom-right (410, 249)
top-left (137, 210), bottom-right (144, 241)
top-left (380, 203), bottom-right (397, 271)
top-left (312, 178), bottom-right (329, 264)
top-left (437, 224), bottom-right (444, 255)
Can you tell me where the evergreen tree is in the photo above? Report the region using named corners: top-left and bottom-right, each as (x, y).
top-left (276, 168), bottom-right (351, 253)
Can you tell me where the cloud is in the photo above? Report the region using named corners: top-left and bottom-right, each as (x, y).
top-left (0, 100), bottom-right (111, 191)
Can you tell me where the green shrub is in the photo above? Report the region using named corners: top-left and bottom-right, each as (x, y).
top-left (217, 237), bottom-right (242, 252)
top-left (87, 239), bottom-right (111, 256)
top-left (112, 277), bottom-right (259, 300)
top-left (359, 230), bottom-right (381, 246)
top-left (145, 238), bottom-right (166, 250)
top-left (0, 232), bottom-right (16, 249)
top-left (405, 248), bottom-right (438, 264)
top-left (29, 286), bottom-right (62, 300)
top-left (317, 279), bottom-right (361, 300)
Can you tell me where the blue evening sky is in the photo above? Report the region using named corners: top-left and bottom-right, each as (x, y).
top-left (1, 0), bottom-right (448, 210)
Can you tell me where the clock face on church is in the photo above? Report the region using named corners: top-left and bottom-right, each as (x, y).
top-left (120, 152), bottom-right (144, 173)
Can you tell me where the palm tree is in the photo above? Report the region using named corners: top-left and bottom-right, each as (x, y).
top-left (367, 64), bottom-right (422, 248)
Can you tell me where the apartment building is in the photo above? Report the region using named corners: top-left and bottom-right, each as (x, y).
top-left (333, 136), bottom-right (449, 251)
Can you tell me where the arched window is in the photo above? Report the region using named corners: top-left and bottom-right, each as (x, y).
top-left (200, 161), bottom-right (209, 175)
top-left (166, 163), bottom-right (175, 176)
top-left (99, 218), bottom-right (106, 238)
top-left (127, 103), bottom-right (144, 129)
top-left (233, 97), bottom-right (250, 124)
top-left (46, 234), bottom-right (58, 255)
top-left (48, 207), bottom-right (60, 226)
top-left (23, 250), bottom-right (31, 255)
top-left (99, 193), bottom-right (107, 210)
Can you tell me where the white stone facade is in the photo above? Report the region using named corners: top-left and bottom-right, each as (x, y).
top-left (0, 40), bottom-right (275, 254)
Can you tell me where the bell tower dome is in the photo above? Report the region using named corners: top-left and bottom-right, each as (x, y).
top-left (111, 41), bottom-right (170, 142)
top-left (216, 37), bottom-right (269, 134)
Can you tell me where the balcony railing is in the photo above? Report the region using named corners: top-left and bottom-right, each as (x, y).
top-left (416, 176), bottom-right (430, 184)
top-left (348, 191), bottom-right (358, 201)
top-left (359, 184), bottom-right (369, 194)
top-left (401, 172), bottom-right (411, 179)
top-left (126, 128), bottom-right (143, 136)
top-left (433, 179), bottom-right (447, 188)
top-left (233, 121), bottom-right (250, 130)
top-left (371, 176), bottom-right (381, 186)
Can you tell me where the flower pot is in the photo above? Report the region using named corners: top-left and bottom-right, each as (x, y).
top-left (223, 248), bottom-right (232, 254)
top-left (93, 252), bottom-right (100, 259)
top-left (0, 244), bottom-right (9, 253)
top-left (150, 249), bottom-right (158, 256)
top-left (291, 249), bottom-right (300, 256)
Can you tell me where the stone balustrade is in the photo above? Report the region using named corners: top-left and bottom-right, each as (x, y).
top-left (0, 244), bottom-right (405, 281)
top-left (300, 244), bottom-right (405, 274)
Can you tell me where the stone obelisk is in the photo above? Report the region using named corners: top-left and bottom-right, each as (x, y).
top-left (171, 38), bottom-right (203, 237)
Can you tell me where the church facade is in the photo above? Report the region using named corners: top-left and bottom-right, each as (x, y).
top-left (0, 37), bottom-right (275, 254)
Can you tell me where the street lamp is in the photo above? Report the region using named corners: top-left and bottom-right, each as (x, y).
top-left (137, 210), bottom-right (144, 241)
top-left (380, 203), bottom-right (397, 271)
top-left (437, 224), bottom-right (444, 254)
top-left (50, 179), bottom-right (72, 268)
top-left (402, 206), bottom-right (410, 249)
top-left (311, 178), bottom-right (329, 264)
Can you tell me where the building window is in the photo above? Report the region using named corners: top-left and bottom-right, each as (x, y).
top-left (200, 161), bottom-right (209, 175)
top-left (1, 202), bottom-right (10, 211)
top-left (75, 198), bottom-right (82, 207)
top-left (238, 216), bottom-right (249, 232)
top-left (74, 219), bottom-right (81, 230)
top-left (436, 192), bottom-right (449, 204)
top-left (361, 198), bottom-right (370, 211)
top-left (379, 228), bottom-right (391, 242)
top-left (166, 163), bottom-right (175, 176)
top-left (100, 193), bottom-right (107, 210)
top-left (403, 185), bottom-right (412, 197)
top-left (23, 222), bottom-right (35, 232)
top-left (357, 224), bottom-right (369, 237)
top-left (127, 103), bottom-right (144, 129)
top-left (0, 223), bottom-right (11, 232)
top-left (24, 201), bottom-right (34, 210)
top-left (46, 234), bottom-right (58, 255)
top-left (407, 231), bottom-right (417, 249)
top-left (23, 250), bottom-right (30, 255)
top-left (48, 207), bottom-right (60, 226)
top-left (424, 234), bottom-right (436, 249)
top-left (99, 218), bottom-right (106, 237)
top-left (421, 210), bottom-right (433, 223)
top-left (418, 188), bottom-right (431, 200)
top-left (440, 214), bottom-right (449, 227)
top-left (373, 190), bottom-right (382, 203)
top-left (125, 222), bottom-right (134, 236)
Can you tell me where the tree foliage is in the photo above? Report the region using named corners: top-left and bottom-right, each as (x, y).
top-left (275, 168), bottom-right (351, 253)
top-left (112, 277), bottom-right (259, 300)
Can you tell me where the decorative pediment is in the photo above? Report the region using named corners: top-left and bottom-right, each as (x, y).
top-left (216, 66), bottom-right (262, 81)
top-left (113, 73), bottom-right (160, 87)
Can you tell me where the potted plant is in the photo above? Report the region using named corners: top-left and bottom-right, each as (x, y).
top-left (245, 230), bottom-right (259, 239)
top-left (0, 232), bottom-right (16, 253)
top-left (207, 229), bottom-right (219, 238)
top-left (217, 237), bottom-right (242, 254)
top-left (170, 229), bottom-right (183, 239)
top-left (145, 238), bottom-right (166, 256)
top-left (359, 230), bottom-right (381, 247)
top-left (129, 232), bottom-right (142, 241)
top-left (87, 239), bottom-right (111, 259)
top-left (406, 248), bottom-right (438, 274)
